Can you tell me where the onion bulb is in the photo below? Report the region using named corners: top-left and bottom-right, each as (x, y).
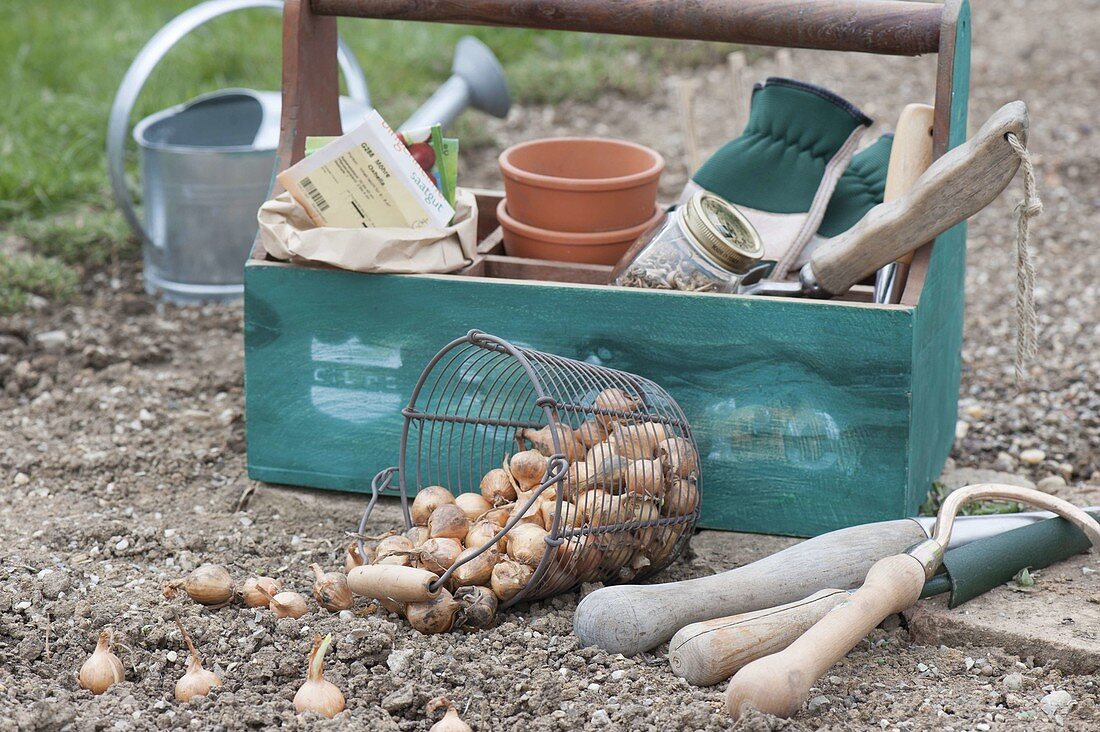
top-left (540, 499), bottom-right (582, 532)
top-left (594, 387), bottom-right (641, 427)
top-left (506, 523), bottom-right (548, 567)
top-left (519, 423), bottom-right (585, 462)
top-left (428, 697), bottom-right (474, 732)
top-left (405, 526), bottom-right (430, 547)
top-left (294, 634), bottom-right (344, 718)
top-left (403, 537), bottom-right (463, 575)
top-left (557, 535), bottom-right (604, 583)
top-left (310, 564), bottom-right (353, 612)
top-left (662, 478), bottom-right (700, 517)
top-left (576, 489), bottom-right (611, 523)
top-left (376, 535), bottom-right (415, 566)
top-left (78, 630), bottom-right (124, 695)
top-left (264, 589), bottom-right (309, 619)
top-left (454, 492), bottom-right (491, 521)
top-left (610, 421), bottom-right (668, 461)
top-left (234, 576), bottom-right (281, 608)
top-left (479, 468), bottom-right (516, 506)
top-left (657, 436), bottom-right (698, 478)
top-left (174, 618), bottom-right (222, 702)
top-left (491, 559), bottom-right (534, 602)
top-left (453, 586), bottom-right (498, 630)
top-left (482, 505), bottom-right (512, 528)
top-left (411, 486), bottom-right (455, 526)
top-left (465, 519), bottom-right (503, 552)
top-left (449, 546), bottom-right (499, 587)
top-left (164, 564), bottom-right (233, 606)
top-left (428, 504), bottom-right (470, 541)
top-left (510, 492), bottom-right (548, 526)
top-left (344, 543), bottom-right (368, 574)
top-left (631, 498), bottom-right (662, 545)
top-left (624, 458), bottom-right (664, 498)
top-left (574, 418), bottom-right (608, 448)
top-left (504, 450), bottom-right (547, 491)
top-left (405, 589), bottom-right (460, 634)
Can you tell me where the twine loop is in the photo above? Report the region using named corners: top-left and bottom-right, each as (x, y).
top-left (1005, 131), bottom-right (1041, 383)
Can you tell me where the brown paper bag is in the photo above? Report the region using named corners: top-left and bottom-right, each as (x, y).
top-left (257, 187), bottom-right (478, 274)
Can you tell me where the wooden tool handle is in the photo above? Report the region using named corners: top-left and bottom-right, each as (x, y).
top-left (347, 564), bottom-right (440, 602)
top-left (315, 0), bottom-right (944, 56)
top-left (884, 104), bottom-right (936, 266)
top-left (726, 553), bottom-right (927, 719)
top-left (573, 519), bottom-right (927, 656)
top-left (812, 101), bottom-right (1028, 295)
top-left (669, 588), bottom-right (850, 686)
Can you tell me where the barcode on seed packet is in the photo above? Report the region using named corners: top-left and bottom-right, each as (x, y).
top-left (300, 177), bottom-right (329, 212)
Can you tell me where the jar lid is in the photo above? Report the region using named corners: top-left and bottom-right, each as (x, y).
top-left (681, 191), bottom-right (764, 274)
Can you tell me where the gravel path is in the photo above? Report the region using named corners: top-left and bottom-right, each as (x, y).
top-left (2, 1), bottom-right (1098, 730)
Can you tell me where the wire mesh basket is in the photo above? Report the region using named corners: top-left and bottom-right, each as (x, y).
top-left (357, 329), bottom-right (701, 609)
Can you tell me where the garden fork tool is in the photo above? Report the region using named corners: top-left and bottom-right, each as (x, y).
top-left (725, 484), bottom-right (1100, 720)
top-left (738, 101), bottom-right (1027, 298)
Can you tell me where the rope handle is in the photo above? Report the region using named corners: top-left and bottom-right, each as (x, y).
top-left (1005, 132), bottom-right (1041, 383)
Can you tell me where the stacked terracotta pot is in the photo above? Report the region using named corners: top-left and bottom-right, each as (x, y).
top-left (498, 138), bottom-right (665, 265)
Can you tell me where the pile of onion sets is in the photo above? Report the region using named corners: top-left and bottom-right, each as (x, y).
top-left (347, 387), bottom-right (700, 633)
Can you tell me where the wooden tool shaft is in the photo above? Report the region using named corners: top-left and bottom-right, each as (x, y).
top-left (885, 104), bottom-right (936, 265)
top-left (813, 101), bottom-right (1028, 295)
top-left (314, 0), bottom-right (943, 56)
top-left (726, 553), bottom-right (927, 719)
top-left (670, 588), bottom-right (850, 687)
top-left (573, 519), bottom-right (927, 656)
top-left (347, 564), bottom-right (440, 602)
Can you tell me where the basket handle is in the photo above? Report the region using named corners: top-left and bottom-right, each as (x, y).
top-left (313, 0), bottom-right (944, 56)
top-left (107, 0), bottom-right (369, 246)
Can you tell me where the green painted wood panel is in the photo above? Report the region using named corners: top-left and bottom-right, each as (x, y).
top-left (245, 263), bottom-right (917, 537)
top-left (906, 0), bottom-right (972, 513)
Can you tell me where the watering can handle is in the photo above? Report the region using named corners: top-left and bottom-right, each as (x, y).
top-left (106, 0), bottom-right (369, 246)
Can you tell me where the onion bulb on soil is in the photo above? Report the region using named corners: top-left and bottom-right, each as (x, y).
top-left (174, 618), bottom-right (222, 702)
top-left (479, 468), bottom-right (516, 506)
top-left (405, 589), bottom-right (460, 634)
top-left (454, 492), bottom-right (491, 521)
top-left (294, 634), bottom-right (344, 718)
top-left (465, 519), bottom-right (503, 551)
top-left (411, 486), bottom-right (456, 526)
top-left (449, 547), bottom-right (499, 587)
top-left (164, 564), bottom-right (234, 606)
top-left (491, 559), bottom-right (534, 602)
top-left (344, 543), bottom-right (368, 574)
top-left (504, 450), bottom-right (548, 491)
top-left (428, 504), bottom-right (470, 541)
top-left (234, 576), bottom-right (281, 608)
top-left (401, 537), bottom-right (463, 575)
top-left (310, 564), bottom-right (353, 612)
top-left (453, 585), bottom-right (498, 630)
top-left (656, 436), bottom-right (698, 478)
top-left (506, 523), bottom-right (548, 566)
top-left (78, 630), bottom-right (124, 695)
top-left (427, 697), bottom-right (474, 732)
top-left (519, 423), bottom-right (586, 462)
top-left (376, 535), bottom-right (415, 566)
top-left (610, 421), bottom-right (668, 461)
top-left (594, 387), bottom-right (641, 426)
top-left (263, 589), bottom-right (309, 619)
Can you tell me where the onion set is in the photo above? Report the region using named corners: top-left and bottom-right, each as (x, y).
top-left (294, 634), bottom-right (344, 718)
top-left (174, 618), bottom-right (222, 702)
top-left (164, 564), bottom-right (234, 606)
top-left (78, 630), bottom-right (124, 695)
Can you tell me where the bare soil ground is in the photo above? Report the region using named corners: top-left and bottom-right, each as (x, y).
top-left (3, 1), bottom-right (1099, 730)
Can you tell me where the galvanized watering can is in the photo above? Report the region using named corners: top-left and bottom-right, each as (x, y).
top-left (107, 0), bottom-right (371, 303)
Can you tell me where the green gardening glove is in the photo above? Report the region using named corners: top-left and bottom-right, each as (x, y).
top-left (681, 78), bottom-right (871, 277)
top-left (791, 133), bottom-right (894, 269)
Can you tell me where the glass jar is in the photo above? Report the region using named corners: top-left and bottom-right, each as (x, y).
top-left (613, 191), bottom-right (764, 293)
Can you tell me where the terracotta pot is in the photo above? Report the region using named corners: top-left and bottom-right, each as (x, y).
top-left (498, 200), bottom-right (664, 266)
top-left (499, 137), bottom-right (664, 232)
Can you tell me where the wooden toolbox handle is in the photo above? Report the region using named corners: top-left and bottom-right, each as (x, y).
top-left (313, 0), bottom-right (943, 56)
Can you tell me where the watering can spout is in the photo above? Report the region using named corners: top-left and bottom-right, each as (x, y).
top-left (401, 36), bottom-right (511, 131)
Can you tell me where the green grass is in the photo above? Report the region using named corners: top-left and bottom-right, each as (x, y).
top-left (0, 2), bottom-right (732, 311)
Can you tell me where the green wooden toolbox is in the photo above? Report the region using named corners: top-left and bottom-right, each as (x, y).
top-left (244, 0), bottom-right (972, 537)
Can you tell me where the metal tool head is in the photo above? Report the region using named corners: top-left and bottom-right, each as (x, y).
top-left (736, 262), bottom-right (831, 298)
